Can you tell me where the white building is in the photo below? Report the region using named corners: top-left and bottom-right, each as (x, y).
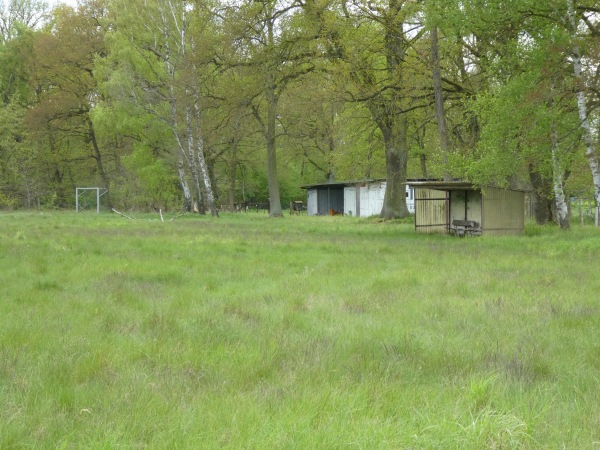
top-left (302, 179), bottom-right (415, 217)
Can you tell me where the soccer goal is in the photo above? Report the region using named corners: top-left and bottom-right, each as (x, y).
top-left (76, 187), bottom-right (109, 213)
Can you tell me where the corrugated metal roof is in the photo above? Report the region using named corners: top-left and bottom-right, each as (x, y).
top-left (301, 178), bottom-right (435, 190)
top-left (300, 179), bottom-right (385, 190)
top-left (409, 181), bottom-right (473, 191)
top-left (409, 180), bottom-right (529, 192)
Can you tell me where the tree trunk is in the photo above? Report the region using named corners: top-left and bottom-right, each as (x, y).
top-left (228, 138), bottom-right (238, 211)
top-left (265, 85), bottom-right (283, 217)
top-left (568, 0), bottom-right (600, 226)
top-left (196, 140), bottom-right (218, 217)
top-left (171, 126), bottom-right (197, 212)
top-left (420, 154), bottom-right (428, 179)
top-left (192, 89), bottom-right (218, 217)
top-left (87, 118), bottom-right (112, 210)
top-left (551, 130), bottom-right (570, 229)
top-left (185, 94), bottom-right (205, 215)
top-left (528, 166), bottom-right (553, 225)
top-left (376, 6), bottom-right (409, 219)
top-left (177, 159), bottom-right (193, 212)
top-left (264, 18), bottom-right (283, 218)
top-left (160, 7), bottom-right (203, 215)
top-left (379, 115), bottom-right (410, 219)
top-left (431, 25), bottom-right (451, 180)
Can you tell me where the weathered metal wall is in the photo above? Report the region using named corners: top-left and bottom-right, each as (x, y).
top-left (307, 189), bottom-right (318, 216)
top-left (344, 187), bottom-right (357, 216)
top-left (449, 190), bottom-right (482, 224)
top-left (359, 182), bottom-right (386, 217)
top-left (306, 181), bottom-right (416, 217)
top-left (317, 187), bottom-right (344, 215)
top-left (415, 188), bottom-right (447, 233)
top-left (482, 187), bottom-right (525, 235)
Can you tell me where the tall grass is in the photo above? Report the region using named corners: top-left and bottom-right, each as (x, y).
top-left (1, 211), bottom-right (599, 448)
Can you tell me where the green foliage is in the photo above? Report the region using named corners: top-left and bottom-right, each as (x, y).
top-left (119, 145), bottom-right (181, 210)
top-left (0, 0), bottom-right (599, 214)
top-left (0, 191), bottom-right (17, 209)
top-left (332, 103), bottom-right (386, 180)
top-left (456, 19), bottom-right (586, 191)
top-left (0, 25), bottom-right (35, 104)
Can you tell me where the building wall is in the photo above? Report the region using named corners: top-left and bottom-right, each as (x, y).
top-left (307, 182), bottom-right (415, 217)
top-left (413, 185), bottom-right (525, 235)
top-left (406, 185), bottom-right (415, 214)
top-left (307, 189), bottom-right (318, 216)
top-left (449, 190), bottom-right (482, 224)
top-left (344, 187), bottom-right (357, 216)
top-left (307, 187), bottom-right (345, 215)
top-left (356, 182), bottom-right (414, 217)
top-left (415, 188), bottom-right (447, 233)
top-left (482, 187), bottom-right (525, 235)
top-left (360, 182), bottom-right (386, 217)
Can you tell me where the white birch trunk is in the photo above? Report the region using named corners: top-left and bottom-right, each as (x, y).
top-left (184, 85), bottom-right (205, 213)
top-left (177, 159), bottom-right (192, 211)
top-left (175, 3), bottom-right (204, 213)
top-left (551, 130), bottom-right (570, 229)
top-left (159, 6), bottom-right (201, 213)
top-left (567, 0), bottom-right (600, 226)
top-left (431, 26), bottom-right (450, 181)
top-left (193, 98), bottom-right (218, 217)
top-left (189, 36), bottom-right (218, 217)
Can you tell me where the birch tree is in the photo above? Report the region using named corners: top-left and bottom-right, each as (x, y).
top-left (152, 0), bottom-right (219, 215)
top-left (103, 0), bottom-right (219, 214)
top-left (463, 6), bottom-right (586, 229)
top-left (566, 0), bottom-right (600, 225)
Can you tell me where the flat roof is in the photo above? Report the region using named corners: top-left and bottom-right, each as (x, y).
top-left (408, 180), bottom-right (474, 191)
top-left (301, 179), bottom-right (384, 190)
top-left (301, 178), bottom-right (435, 190)
top-left (408, 180), bottom-right (528, 192)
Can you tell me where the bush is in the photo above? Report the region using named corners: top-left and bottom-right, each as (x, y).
top-left (0, 191), bottom-right (17, 210)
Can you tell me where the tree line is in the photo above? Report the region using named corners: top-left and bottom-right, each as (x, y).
top-left (1, 0), bottom-right (599, 227)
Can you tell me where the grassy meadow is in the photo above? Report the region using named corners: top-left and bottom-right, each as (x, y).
top-left (1, 211), bottom-right (600, 448)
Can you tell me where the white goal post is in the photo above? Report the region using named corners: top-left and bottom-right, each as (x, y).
top-left (76, 187), bottom-right (108, 213)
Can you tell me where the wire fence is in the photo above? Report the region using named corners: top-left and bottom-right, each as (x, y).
top-left (525, 195), bottom-right (599, 225)
top-left (572, 199), bottom-right (599, 225)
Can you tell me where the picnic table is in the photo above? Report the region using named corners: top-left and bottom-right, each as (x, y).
top-left (451, 219), bottom-right (481, 237)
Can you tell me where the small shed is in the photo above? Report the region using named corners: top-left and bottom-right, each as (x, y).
top-left (302, 180), bottom-right (415, 217)
top-left (409, 181), bottom-right (525, 236)
top-left (304, 182), bottom-right (346, 215)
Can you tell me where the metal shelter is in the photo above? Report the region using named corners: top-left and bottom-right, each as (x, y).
top-left (409, 181), bottom-right (526, 236)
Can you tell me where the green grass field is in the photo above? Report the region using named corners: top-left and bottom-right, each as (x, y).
top-left (1, 211), bottom-right (599, 448)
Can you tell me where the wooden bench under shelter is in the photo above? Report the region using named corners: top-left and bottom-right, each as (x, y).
top-left (450, 219), bottom-right (481, 237)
